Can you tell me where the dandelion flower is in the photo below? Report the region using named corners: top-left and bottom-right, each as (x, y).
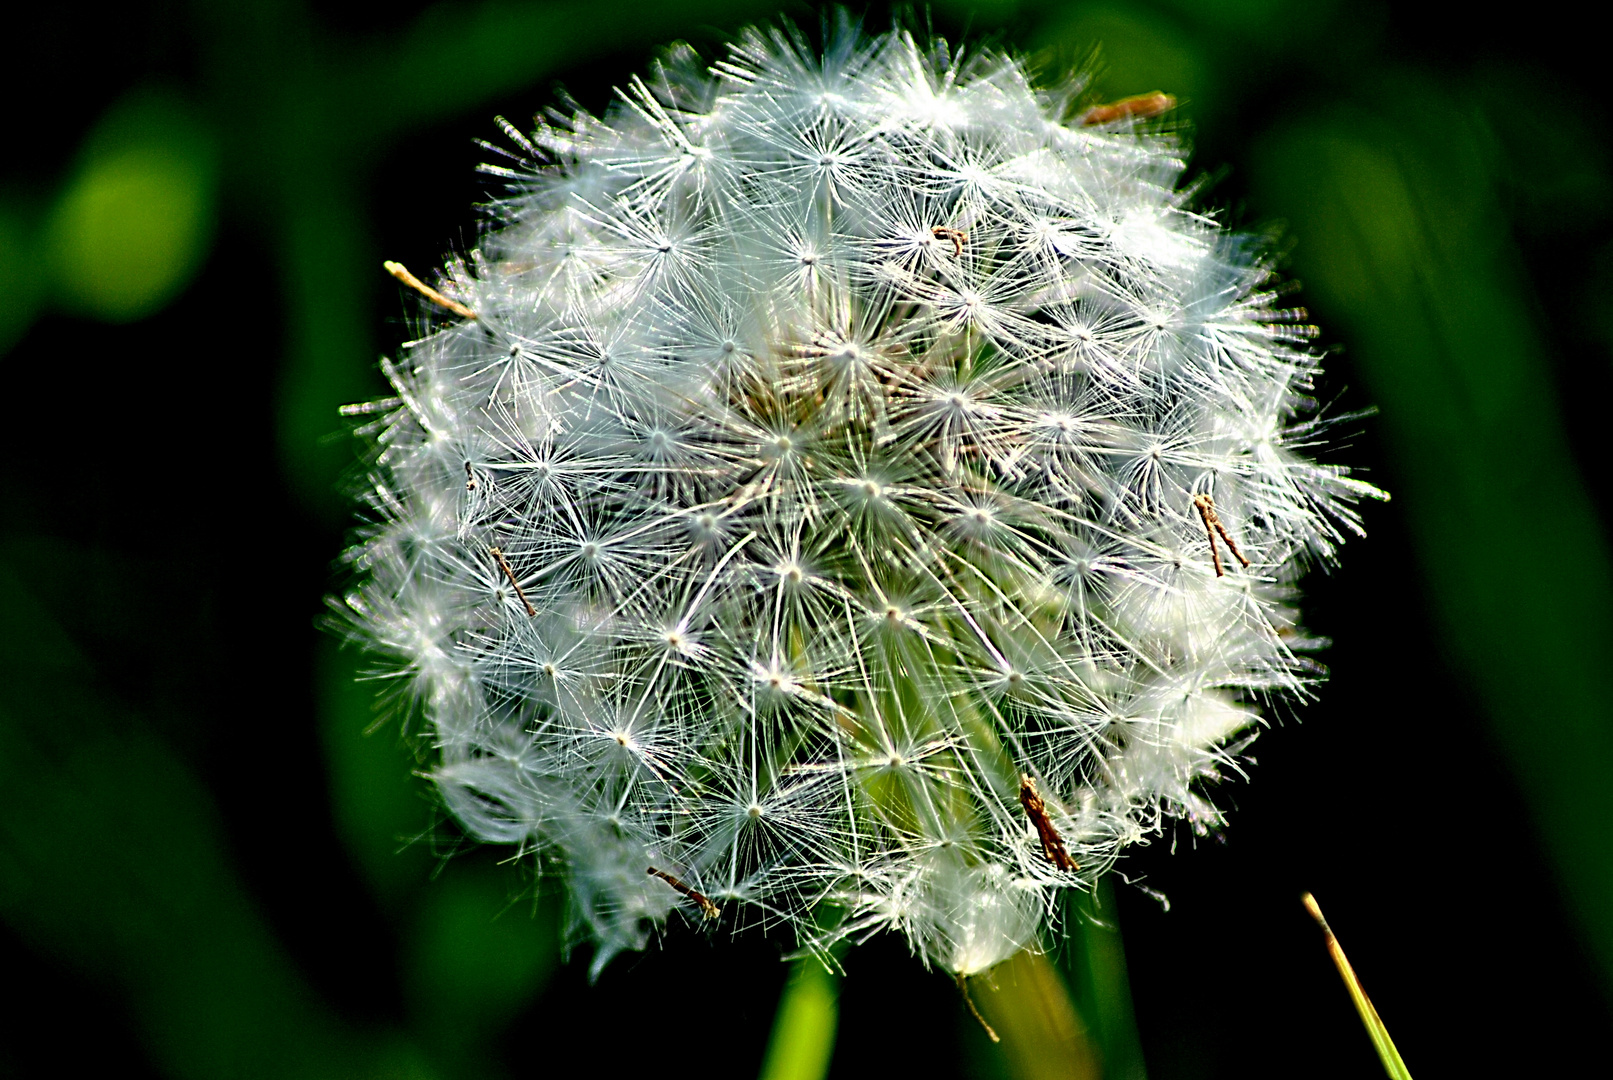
top-left (337, 18), bottom-right (1382, 979)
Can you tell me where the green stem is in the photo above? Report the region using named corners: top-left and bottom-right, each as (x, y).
top-left (1061, 878), bottom-right (1148, 1080)
top-left (758, 959), bottom-right (840, 1080)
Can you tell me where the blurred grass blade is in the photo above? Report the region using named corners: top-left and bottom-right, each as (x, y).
top-left (970, 950), bottom-right (1101, 1080)
top-left (1061, 878), bottom-right (1148, 1080)
top-left (45, 89), bottom-right (219, 323)
top-left (1302, 894), bottom-right (1412, 1080)
top-left (0, 563), bottom-right (415, 1080)
top-left (758, 959), bottom-right (839, 1080)
top-left (1250, 82), bottom-right (1613, 996)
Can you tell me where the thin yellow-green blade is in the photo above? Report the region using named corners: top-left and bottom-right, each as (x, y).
top-left (1303, 893), bottom-right (1413, 1080)
top-left (758, 959), bottom-right (839, 1080)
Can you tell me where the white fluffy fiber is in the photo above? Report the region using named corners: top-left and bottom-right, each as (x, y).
top-left (338, 18), bottom-right (1381, 978)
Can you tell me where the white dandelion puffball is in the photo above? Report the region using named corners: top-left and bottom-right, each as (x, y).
top-left (338, 21), bottom-right (1382, 979)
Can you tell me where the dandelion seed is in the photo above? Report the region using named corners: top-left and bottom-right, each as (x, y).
top-left (1193, 493), bottom-right (1252, 578)
top-left (1079, 92), bottom-right (1176, 126)
top-left (382, 260), bottom-right (478, 320)
top-left (337, 15), bottom-right (1381, 979)
top-left (648, 866), bottom-right (722, 919)
top-left (957, 973), bottom-right (1001, 1043)
top-left (930, 226), bottom-right (967, 258)
top-left (489, 547), bottom-right (536, 616)
top-left (1019, 775), bottom-right (1078, 873)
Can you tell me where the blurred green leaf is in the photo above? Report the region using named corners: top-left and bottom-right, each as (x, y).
top-left (971, 950), bottom-right (1101, 1080)
top-left (351, 0), bottom-right (781, 142)
top-left (1035, 6), bottom-right (1210, 115)
top-left (0, 564), bottom-right (421, 1080)
top-left (323, 639), bottom-right (560, 1077)
top-left (1250, 78), bottom-right (1613, 995)
top-left (320, 640), bottom-right (437, 901)
top-left (1155, 0), bottom-right (1339, 39)
top-left (45, 89), bottom-right (219, 323)
top-left (1062, 879), bottom-right (1147, 1080)
top-left (1581, 240), bottom-right (1613, 358)
top-left (406, 864), bottom-right (556, 1061)
top-left (758, 959), bottom-right (839, 1080)
top-left (0, 199), bottom-right (46, 354)
top-left (1468, 64), bottom-right (1612, 239)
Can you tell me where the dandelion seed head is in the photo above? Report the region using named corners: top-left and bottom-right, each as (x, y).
top-left (339, 16), bottom-right (1381, 977)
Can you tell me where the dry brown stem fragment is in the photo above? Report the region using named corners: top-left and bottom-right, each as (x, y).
top-left (647, 866), bottom-right (722, 919)
top-left (1192, 493), bottom-right (1251, 578)
top-left (1079, 92), bottom-right (1175, 126)
top-left (489, 546), bottom-right (537, 616)
top-left (930, 226), bottom-right (967, 258)
top-left (383, 260), bottom-right (478, 320)
top-left (1019, 775), bottom-right (1078, 872)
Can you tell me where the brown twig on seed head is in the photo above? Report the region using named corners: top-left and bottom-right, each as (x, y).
top-left (383, 260), bottom-right (478, 320)
top-left (1019, 775), bottom-right (1078, 872)
top-left (647, 866), bottom-right (721, 919)
top-left (1079, 92), bottom-right (1175, 127)
top-left (930, 226), bottom-right (967, 258)
top-left (489, 547), bottom-right (537, 616)
top-left (1192, 494), bottom-right (1251, 578)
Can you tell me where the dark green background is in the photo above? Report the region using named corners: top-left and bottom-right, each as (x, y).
top-left (3, 1), bottom-right (1611, 1077)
